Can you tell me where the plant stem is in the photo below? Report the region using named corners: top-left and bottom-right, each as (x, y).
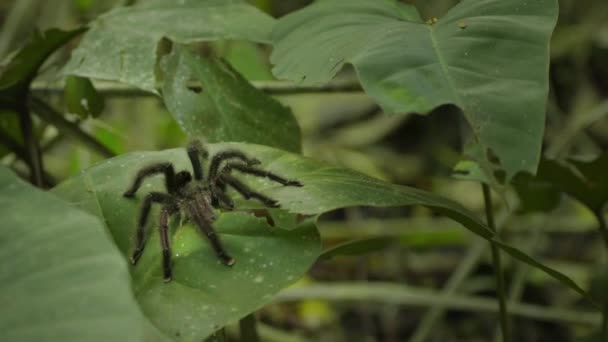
top-left (276, 282), bottom-right (600, 325)
top-left (29, 97), bottom-right (116, 158)
top-left (594, 209), bottom-right (608, 341)
top-left (602, 303), bottom-right (608, 342)
top-left (482, 183), bottom-right (511, 342)
top-left (31, 79), bottom-right (363, 97)
top-left (16, 100), bottom-right (44, 187)
top-left (409, 206), bottom-right (513, 342)
top-left (238, 314), bottom-right (260, 342)
top-left (593, 209), bottom-right (608, 251)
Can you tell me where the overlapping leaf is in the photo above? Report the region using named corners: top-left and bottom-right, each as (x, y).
top-left (0, 28), bottom-right (85, 98)
top-left (513, 154), bottom-right (608, 213)
top-left (160, 46), bottom-right (301, 152)
top-left (0, 166), bottom-right (150, 341)
top-left (271, 0), bottom-right (559, 183)
top-left (63, 0), bottom-right (274, 92)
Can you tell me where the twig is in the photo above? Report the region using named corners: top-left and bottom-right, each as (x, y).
top-left (593, 209), bottom-right (608, 341)
top-left (0, 129), bottom-right (56, 186)
top-left (238, 313), bottom-right (260, 342)
top-left (16, 99), bottom-right (44, 186)
top-left (483, 183), bottom-right (511, 342)
top-left (593, 209), bottom-right (608, 251)
top-left (409, 202), bottom-right (514, 342)
top-left (30, 79), bottom-right (363, 97)
top-left (275, 282), bottom-right (601, 326)
top-left (29, 96), bottom-right (115, 158)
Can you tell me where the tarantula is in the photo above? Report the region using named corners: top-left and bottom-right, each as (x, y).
top-left (123, 140), bottom-right (302, 282)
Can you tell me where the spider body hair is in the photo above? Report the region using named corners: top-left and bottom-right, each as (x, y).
top-left (123, 140), bottom-right (302, 282)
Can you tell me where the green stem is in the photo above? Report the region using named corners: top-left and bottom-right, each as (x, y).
top-left (276, 282), bottom-right (600, 325)
top-left (30, 79), bottom-right (363, 97)
top-left (239, 313), bottom-right (260, 342)
top-left (482, 184), bottom-right (510, 342)
top-left (29, 97), bottom-right (115, 158)
top-left (603, 303), bottom-right (608, 342)
top-left (16, 99), bottom-right (44, 187)
top-left (594, 209), bottom-right (608, 341)
top-left (409, 207), bottom-right (513, 342)
top-left (593, 209), bottom-right (608, 251)
top-left (0, 128), bottom-right (56, 186)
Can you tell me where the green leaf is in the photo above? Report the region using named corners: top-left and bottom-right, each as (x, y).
top-left (160, 46), bottom-right (301, 152)
top-left (511, 170), bottom-right (561, 213)
top-left (0, 28), bottom-right (85, 102)
top-left (51, 146), bottom-right (320, 340)
top-left (54, 143), bottom-right (595, 307)
top-left (0, 166), bottom-right (149, 341)
top-left (222, 41), bottom-right (274, 81)
top-left (549, 155), bottom-right (608, 212)
top-left (271, 0), bottom-right (558, 183)
top-left (64, 75), bottom-right (105, 118)
top-left (64, 0), bottom-right (275, 93)
top-left (513, 155), bottom-right (608, 213)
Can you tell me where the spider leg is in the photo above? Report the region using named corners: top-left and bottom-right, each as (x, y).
top-left (186, 201), bottom-right (235, 267)
top-left (219, 162), bottom-right (303, 187)
top-left (130, 192), bottom-right (176, 265)
top-left (212, 181), bottom-right (235, 210)
top-left (219, 174), bottom-right (279, 208)
top-left (208, 150), bottom-right (261, 180)
top-left (187, 139), bottom-right (209, 181)
top-left (123, 162), bottom-right (178, 197)
top-left (159, 206), bottom-right (178, 282)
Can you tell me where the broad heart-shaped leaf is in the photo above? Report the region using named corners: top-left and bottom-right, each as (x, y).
top-left (0, 166), bottom-right (151, 341)
top-left (63, 0), bottom-right (274, 93)
top-left (53, 143), bottom-right (594, 309)
top-left (160, 46), bottom-right (301, 153)
top-left (271, 0), bottom-right (558, 183)
top-left (51, 151), bottom-right (320, 341)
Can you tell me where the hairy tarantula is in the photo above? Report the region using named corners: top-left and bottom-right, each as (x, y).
top-left (123, 140), bottom-right (302, 282)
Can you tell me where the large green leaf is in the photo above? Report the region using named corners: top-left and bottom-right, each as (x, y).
top-left (51, 149), bottom-right (320, 341)
top-left (512, 154), bottom-right (608, 213)
top-left (64, 0), bottom-right (274, 93)
top-left (0, 28), bottom-right (85, 97)
top-left (271, 0), bottom-right (558, 183)
top-left (0, 166), bottom-right (149, 341)
top-left (160, 46), bottom-right (301, 153)
top-left (54, 143), bottom-right (594, 309)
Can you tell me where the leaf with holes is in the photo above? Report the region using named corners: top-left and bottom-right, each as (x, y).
top-left (0, 166), bottom-right (157, 341)
top-left (53, 143), bottom-right (595, 314)
top-left (271, 0), bottom-right (558, 183)
top-left (160, 46), bottom-right (301, 153)
top-left (63, 0), bottom-right (274, 93)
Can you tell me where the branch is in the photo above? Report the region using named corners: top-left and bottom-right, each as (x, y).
top-left (29, 97), bottom-right (116, 158)
top-left (16, 99), bottom-right (44, 186)
top-left (30, 79), bottom-right (363, 97)
top-left (276, 282), bottom-right (601, 326)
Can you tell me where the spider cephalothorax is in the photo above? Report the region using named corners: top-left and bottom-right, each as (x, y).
top-left (123, 140), bottom-right (302, 282)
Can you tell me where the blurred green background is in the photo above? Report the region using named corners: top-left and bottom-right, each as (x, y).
top-left (1, 0), bottom-right (607, 341)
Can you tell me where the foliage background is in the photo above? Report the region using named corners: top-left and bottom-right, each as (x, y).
top-left (0, 0), bottom-right (607, 341)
